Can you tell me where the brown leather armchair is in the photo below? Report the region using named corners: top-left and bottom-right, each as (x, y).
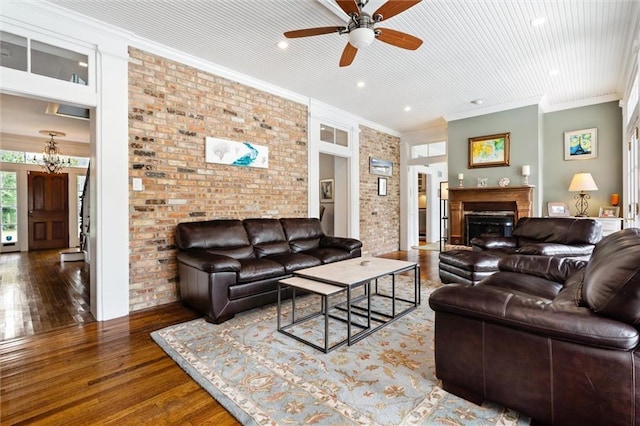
top-left (429, 228), bottom-right (640, 425)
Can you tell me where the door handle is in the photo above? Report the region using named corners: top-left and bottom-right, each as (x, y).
top-left (29, 210), bottom-right (33, 217)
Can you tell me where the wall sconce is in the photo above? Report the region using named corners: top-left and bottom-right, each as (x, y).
top-left (522, 165), bottom-right (530, 185)
top-left (568, 172), bottom-right (598, 216)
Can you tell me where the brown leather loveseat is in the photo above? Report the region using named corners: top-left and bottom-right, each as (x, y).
top-left (439, 217), bottom-right (603, 285)
top-left (176, 217), bottom-right (362, 324)
top-left (429, 228), bottom-right (640, 425)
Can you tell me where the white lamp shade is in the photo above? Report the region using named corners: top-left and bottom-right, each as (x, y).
top-left (568, 172), bottom-right (598, 192)
top-left (348, 27), bottom-right (375, 49)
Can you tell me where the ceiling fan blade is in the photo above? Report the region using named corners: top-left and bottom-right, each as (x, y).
top-left (339, 43), bottom-right (357, 67)
top-left (376, 28), bottom-right (423, 50)
top-left (373, 0), bottom-right (421, 21)
top-left (336, 0), bottom-right (360, 16)
top-left (284, 26), bottom-right (344, 38)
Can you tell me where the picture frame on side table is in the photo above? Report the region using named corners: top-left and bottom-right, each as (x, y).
top-left (598, 206), bottom-right (620, 218)
top-left (564, 128), bottom-right (597, 160)
top-left (468, 133), bottom-right (511, 168)
top-left (320, 179), bottom-right (334, 203)
top-left (378, 177), bottom-right (387, 196)
top-left (547, 202), bottom-right (570, 217)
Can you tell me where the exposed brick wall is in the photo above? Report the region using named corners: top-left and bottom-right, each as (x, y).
top-left (128, 48), bottom-right (308, 310)
top-left (359, 126), bottom-right (401, 256)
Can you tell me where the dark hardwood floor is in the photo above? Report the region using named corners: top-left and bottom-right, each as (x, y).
top-left (0, 249), bottom-right (95, 341)
top-left (0, 249), bottom-right (440, 425)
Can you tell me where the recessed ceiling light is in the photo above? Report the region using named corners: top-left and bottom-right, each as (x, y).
top-left (277, 40), bottom-right (289, 49)
top-left (548, 69), bottom-right (559, 76)
top-left (471, 98), bottom-right (484, 105)
top-left (530, 17), bottom-right (546, 26)
top-left (404, 106), bottom-right (411, 112)
top-left (356, 81), bottom-right (365, 88)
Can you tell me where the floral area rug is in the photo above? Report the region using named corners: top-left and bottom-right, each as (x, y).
top-left (151, 277), bottom-right (530, 425)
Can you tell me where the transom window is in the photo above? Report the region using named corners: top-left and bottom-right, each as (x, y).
top-left (320, 124), bottom-right (348, 147)
top-left (0, 31), bottom-right (89, 86)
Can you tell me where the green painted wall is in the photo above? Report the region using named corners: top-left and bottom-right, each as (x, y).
top-left (448, 105), bottom-right (541, 211)
top-left (447, 101), bottom-right (623, 217)
top-left (543, 101), bottom-right (623, 217)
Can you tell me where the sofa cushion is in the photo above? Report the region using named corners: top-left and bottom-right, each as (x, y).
top-left (303, 247), bottom-right (353, 264)
top-left (176, 219), bottom-right (250, 250)
top-left (206, 245), bottom-right (254, 260)
top-left (582, 228), bottom-right (640, 323)
top-left (512, 217), bottom-right (602, 245)
top-left (280, 218), bottom-right (324, 252)
top-left (237, 258), bottom-right (286, 283)
top-left (515, 243), bottom-right (594, 257)
top-left (266, 253), bottom-right (322, 273)
top-left (244, 218), bottom-right (290, 258)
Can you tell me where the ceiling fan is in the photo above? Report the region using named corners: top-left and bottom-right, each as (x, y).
top-left (284, 0), bottom-right (423, 67)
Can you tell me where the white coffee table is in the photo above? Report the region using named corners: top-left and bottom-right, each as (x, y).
top-left (277, 257), bottom-right (420, 352)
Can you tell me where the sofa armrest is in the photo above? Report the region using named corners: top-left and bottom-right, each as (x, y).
top-left (471, 236), bottom-right (517, 251)
top-left (516, 243), bottom-right (595, 257)
top-left (498, 254), bottom-right (588, 283)
top-left (429, 285), bottom-right (639, 350)
top-left (176, 250), bottom-right (241, 273)
top-left (320, 236), bottom-right (363, 252)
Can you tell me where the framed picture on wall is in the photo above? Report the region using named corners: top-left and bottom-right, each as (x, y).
top-left (564, 128), bottom-right (597, 160)
top-left (468, 133), bottom-right (511, 168)
top-left (320, 179), bottom-right (334, 202)
top-left (378, 177), bottom-right (387, 196)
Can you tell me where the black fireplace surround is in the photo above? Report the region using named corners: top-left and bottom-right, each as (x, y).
top-left (465, 213), bottom-right (514, 245)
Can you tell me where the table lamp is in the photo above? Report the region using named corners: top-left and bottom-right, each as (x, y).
top-left (568, 172), bottom-right (598, 216)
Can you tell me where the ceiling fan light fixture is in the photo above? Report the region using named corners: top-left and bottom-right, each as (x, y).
top-left (348, 27), bottom-right (375, 49)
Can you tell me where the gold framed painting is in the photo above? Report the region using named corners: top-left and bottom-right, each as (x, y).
top-left (468, 133), bottom-right (511, 168)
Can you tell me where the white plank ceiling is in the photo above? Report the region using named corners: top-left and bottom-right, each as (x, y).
top-left (13, 0), bottom-right (640, 133)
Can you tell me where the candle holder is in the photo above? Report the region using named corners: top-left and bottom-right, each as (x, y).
top-left (458, 178), bottom-right (464, 187)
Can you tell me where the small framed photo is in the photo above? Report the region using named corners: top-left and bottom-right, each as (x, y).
top-left (477, 177), bottom-right (488, 187)
top-left (468, 133), bottom-right (510, 168)
top-left (378, 177), bottom-right (387, 196)
top-left (547, 202), bottom-right (570, 217)
top-left (564, 128), bottom-right (597, 160)
top-left (320, 179), bottom-right (334, 202)
top-left (598, 206), bottom-right (620, 218)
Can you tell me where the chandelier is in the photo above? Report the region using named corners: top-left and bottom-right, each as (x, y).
top-left (38, 130), bottom-right (68, 173)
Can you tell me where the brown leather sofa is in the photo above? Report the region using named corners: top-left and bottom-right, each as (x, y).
top-left (429, 228), bottom-right (640, 425)
top-left (175, 217), bottom-right (362, 324)
top-left (439, 217), bottom-right (603, 285)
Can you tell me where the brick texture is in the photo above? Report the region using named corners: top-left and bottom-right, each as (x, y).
top-left (359, 126), bottom-right (401, 256)
top-left (127, 48), bottom-right (400, 311)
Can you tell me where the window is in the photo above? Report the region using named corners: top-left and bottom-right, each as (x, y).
top-left (320, 124), bottom-right (348, 147)
top-left (411, 141), bottom-right (446, 159)
top-left (1, 171), bottom-right (18, 244)
top-left (0, 31), bottom-right (89, 86)
top-left (627, 72), bottom-right (639, 125)
top-left (0, 149), bottom-right (89, 168)
top-left (0, 31), bottom-right (28, 71)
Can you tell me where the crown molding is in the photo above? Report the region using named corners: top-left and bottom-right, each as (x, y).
top-left (442, 96), bottom-right (542, 122)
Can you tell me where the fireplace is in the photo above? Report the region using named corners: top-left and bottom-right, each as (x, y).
top-left (465, 213), bottom-right (514, 245)
top-left (448, 186), bottom-right (533, 245)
